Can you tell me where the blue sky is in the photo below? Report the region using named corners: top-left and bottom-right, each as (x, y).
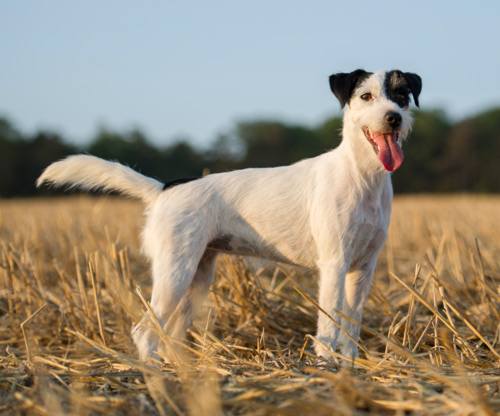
top-left (1, 1), bottom-right (499, 147)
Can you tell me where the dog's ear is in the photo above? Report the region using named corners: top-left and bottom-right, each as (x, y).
top-left (329, 69), bottom-right (371, 108)
top-left (402, 72), bottom-right (422, 107)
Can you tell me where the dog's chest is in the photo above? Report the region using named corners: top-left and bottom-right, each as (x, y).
top-left (347, 200), bottom-right (389, 268)
top-left (349, 224), bottom-right (387, 267)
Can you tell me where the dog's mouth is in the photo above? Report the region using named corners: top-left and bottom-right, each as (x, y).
top-left (362, 127), bottom-right (404, 172)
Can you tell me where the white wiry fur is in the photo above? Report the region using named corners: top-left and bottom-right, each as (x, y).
top-left (37, 70), bottom-right (420, 363)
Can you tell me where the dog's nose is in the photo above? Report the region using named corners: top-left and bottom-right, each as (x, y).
top-left (385, 112), bottom-right (402, 129)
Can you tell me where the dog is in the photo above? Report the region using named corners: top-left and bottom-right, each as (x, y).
top-left (37, 69), bottom-right (422, 363)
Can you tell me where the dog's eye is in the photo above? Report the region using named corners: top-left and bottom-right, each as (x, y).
top-left (360, 93), bottom-right (373, 101)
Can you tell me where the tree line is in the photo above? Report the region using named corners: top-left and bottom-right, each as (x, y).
top-left (1, 107), bottom-right (500, 197)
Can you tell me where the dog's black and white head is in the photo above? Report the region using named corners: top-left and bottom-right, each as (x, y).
top-left (329, 69), bottom-right (422, 172)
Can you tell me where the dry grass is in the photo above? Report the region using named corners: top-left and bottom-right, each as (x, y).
top-left (1, 194), bottom-right (500, 415)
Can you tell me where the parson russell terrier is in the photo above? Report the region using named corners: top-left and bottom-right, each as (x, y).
top-left (37, 69), bottom-right (422, 363)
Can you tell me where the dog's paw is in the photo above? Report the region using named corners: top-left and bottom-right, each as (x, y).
top-left (340, 343), bottom-right (359, 362)
top-left (313, 337), bottom-right (363, 368)
top-left (313, 337), bottom-right (340, 364)
top-left (131, 322), bottom-right (161, 362)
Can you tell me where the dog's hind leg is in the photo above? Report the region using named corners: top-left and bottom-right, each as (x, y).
top-left (164, 250), bottom-right (218, 343)
top-left (132, 239), bottom-right (209, 362)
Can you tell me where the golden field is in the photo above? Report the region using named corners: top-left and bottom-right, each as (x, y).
top-left (1, 195), bottom-right (500, 415)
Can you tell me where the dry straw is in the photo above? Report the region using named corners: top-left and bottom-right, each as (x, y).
top-left (1, 194), bottom-right (500, 415)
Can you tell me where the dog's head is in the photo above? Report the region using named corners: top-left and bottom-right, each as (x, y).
top-left (329, 70), bottom-right (422, 172)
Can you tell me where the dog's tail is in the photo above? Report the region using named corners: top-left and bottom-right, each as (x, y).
top-left (37, 155), bottom-right (163, 205)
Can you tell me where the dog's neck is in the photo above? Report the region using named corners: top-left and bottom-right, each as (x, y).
top-left (339, 116), bottom-right (391, 192)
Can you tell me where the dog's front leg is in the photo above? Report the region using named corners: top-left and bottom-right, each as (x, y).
top-left (314, 258), bottom-right (348, 361)
top-left (337, 261), bottom-right (376, 361)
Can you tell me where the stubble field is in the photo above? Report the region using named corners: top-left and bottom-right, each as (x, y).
top-left (1, 195), bottom-right (500, 415)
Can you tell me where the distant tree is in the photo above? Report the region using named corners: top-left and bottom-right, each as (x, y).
top-left (88, 128), bottom-right (130, 160)
top-left (438, 108), bottom-right (500, 192)
top-left (0, 117), bottom-right (22, 141)
top-left (235, 120), bottom-right (326, 168)
top-left (473, 108), bottom-right (500, 192)
top-left (88, 128), bottom-right (167, 180)
top-left (2, 106), bottom-right (500, 197)
top-left (315, 116), bottom-right (343, 151)
top-left (27, 131), bottom-right (77, 196)
top-left (88, 128), bottom-right (156, 165)
top-left (0, 119), bottom-right (75, 197)
top-left (163, 141), bottom-right (208, 179)
top-left (235, 121), bottom-right (289, 167)
top-left (392, 109), bottom-right (451, 193)
top-left (204, 133), bottom-right (243, 173)
top-left (0, 118), bottom-right (23, 196)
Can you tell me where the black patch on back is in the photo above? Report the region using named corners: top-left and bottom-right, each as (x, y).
top-left (384, 70), bottom-right (422, 108)
top-left (163, 176), bottom-right (201, 191)
top-left (329, 69), bottom-right (373, 108)
top-left (207, 235), bottom-right (233, 251)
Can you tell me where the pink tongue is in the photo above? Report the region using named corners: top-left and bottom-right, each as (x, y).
top-left (372, 132), bottom-right (404, 171)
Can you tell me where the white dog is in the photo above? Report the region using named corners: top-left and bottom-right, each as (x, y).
top-left (37, 69), bottom-right (422, 363)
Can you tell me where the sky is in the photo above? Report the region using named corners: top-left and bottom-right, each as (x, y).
top-left (1, 1), bottom-right (499, 148)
